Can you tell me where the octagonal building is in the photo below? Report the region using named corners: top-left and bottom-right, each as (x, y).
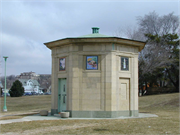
top-left (44, 27), bottom-right (146, 118)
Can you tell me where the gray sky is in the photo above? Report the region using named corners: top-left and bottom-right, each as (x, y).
top-left (0, 0), bottom-right (179, 76)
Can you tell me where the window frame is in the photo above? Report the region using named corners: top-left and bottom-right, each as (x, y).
top-left (86, 56), bottom-right (98, 70)
top-left (59, 57), bottom-right (66, 71)
top-left (121, 57), bottom-right (129, 71)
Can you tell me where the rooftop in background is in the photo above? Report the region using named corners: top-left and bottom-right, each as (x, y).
top-left (18, 71), bottom-right (39, 79)
top-left (19, 79), bottom-right (40, 86)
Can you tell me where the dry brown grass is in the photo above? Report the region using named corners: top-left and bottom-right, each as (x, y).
top-left (0, 116), bottom-right (25, 120)
top-left (0, 93), bottom-right (179, 135)
top-left (0, 95), bottom-right (51, 116)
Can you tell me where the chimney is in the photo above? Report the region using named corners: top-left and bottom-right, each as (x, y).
top-left (92, 27), bottom-right (99, 34)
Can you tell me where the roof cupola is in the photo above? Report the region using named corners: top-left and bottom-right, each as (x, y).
top-left (92, 27), bottom-right (99, 34)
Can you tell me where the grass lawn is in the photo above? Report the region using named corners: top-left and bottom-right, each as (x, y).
top-left (0, 95), bottom-right (51, 115)
top-left (0, 93), bottom-right (179, 135)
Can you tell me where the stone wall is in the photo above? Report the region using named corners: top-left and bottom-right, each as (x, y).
top-left (51, 43), bottom-right (139, 116)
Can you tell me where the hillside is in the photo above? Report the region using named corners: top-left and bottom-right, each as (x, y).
top-left (139, 93), bottom-right (179, 113)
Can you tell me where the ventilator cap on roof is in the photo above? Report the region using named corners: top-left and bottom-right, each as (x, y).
top-left (92, 27), bottom-right (99, 34)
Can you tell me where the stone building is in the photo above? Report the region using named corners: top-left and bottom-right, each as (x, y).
top-left (18, 71), bottom-right (39, 79)
top-left (44, 27), bottom-right (146, 118)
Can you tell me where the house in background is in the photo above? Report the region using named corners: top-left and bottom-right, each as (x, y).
top-left (1, 81), bottom-right (9, 95)
top-left (19, 79), bottom-right (43, 94)
top-left (0, 81), bottom-right (3, 95)
top-left (0, 81), bottom-right (3, 89)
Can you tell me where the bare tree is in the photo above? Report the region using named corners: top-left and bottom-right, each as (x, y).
top-left (139, 41), bottom-right (174, 74)
top-left (137, 11), bottom-right (179, 73)
top-left (37, 75), bottom-right (51, 90)
top-left (115, 11), bottom-right (179, 91)
top-left (137, 11), bottom-right (179, 36)
top-left (114, 26), bottom-right (146, 41)
top-left (137, 11), bottom-right (179, 91)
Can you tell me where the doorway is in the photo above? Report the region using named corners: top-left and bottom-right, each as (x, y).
top-left (58, 78), bottom-right (67, 112)
top-left (119, 78), bottom-right (130, 110)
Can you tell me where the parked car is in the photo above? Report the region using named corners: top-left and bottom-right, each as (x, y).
top-left (39, 91), bottom-right (44, 95)
top-left (2, 92), bottom-right (10, 97)
top-left (31, 92), bottom-right (38, 95)
top-left (24, 92), bottom-right (32, 96)
top-left (44, 92), bottom-right (51, 95)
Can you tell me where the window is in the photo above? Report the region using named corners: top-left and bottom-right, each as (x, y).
top-left (63, 94), bottom-right (66, 103)
top-left (121, 57), bottom-right (129, 71)
top-left (86, 56), bottom-right (98, 70)
top-left (63, 85), bottom-right (65, 92)
top-left (59, 57), bottom-right (66, 71)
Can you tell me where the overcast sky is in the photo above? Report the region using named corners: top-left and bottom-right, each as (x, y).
top-left (0, 0), bottom-right (179, 76)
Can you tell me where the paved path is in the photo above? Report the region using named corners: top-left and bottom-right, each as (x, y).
top-left (0, 113), bottom-right (158, 125)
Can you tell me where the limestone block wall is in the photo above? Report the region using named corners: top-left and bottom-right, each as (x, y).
top-left (51, 43), bottom-right (139, 116)
top-left (81, 73), bottom-right (101, 110)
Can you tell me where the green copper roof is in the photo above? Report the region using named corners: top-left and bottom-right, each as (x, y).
top-left (77, 27), bottom-right (112, 38)
top-left (78, 33), bottom-right (112, 38)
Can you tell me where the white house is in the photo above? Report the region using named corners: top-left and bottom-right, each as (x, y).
top-left (0, 81), bottom-right (3, 89)
top-left (19, 79), bottom-right (43, 94)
